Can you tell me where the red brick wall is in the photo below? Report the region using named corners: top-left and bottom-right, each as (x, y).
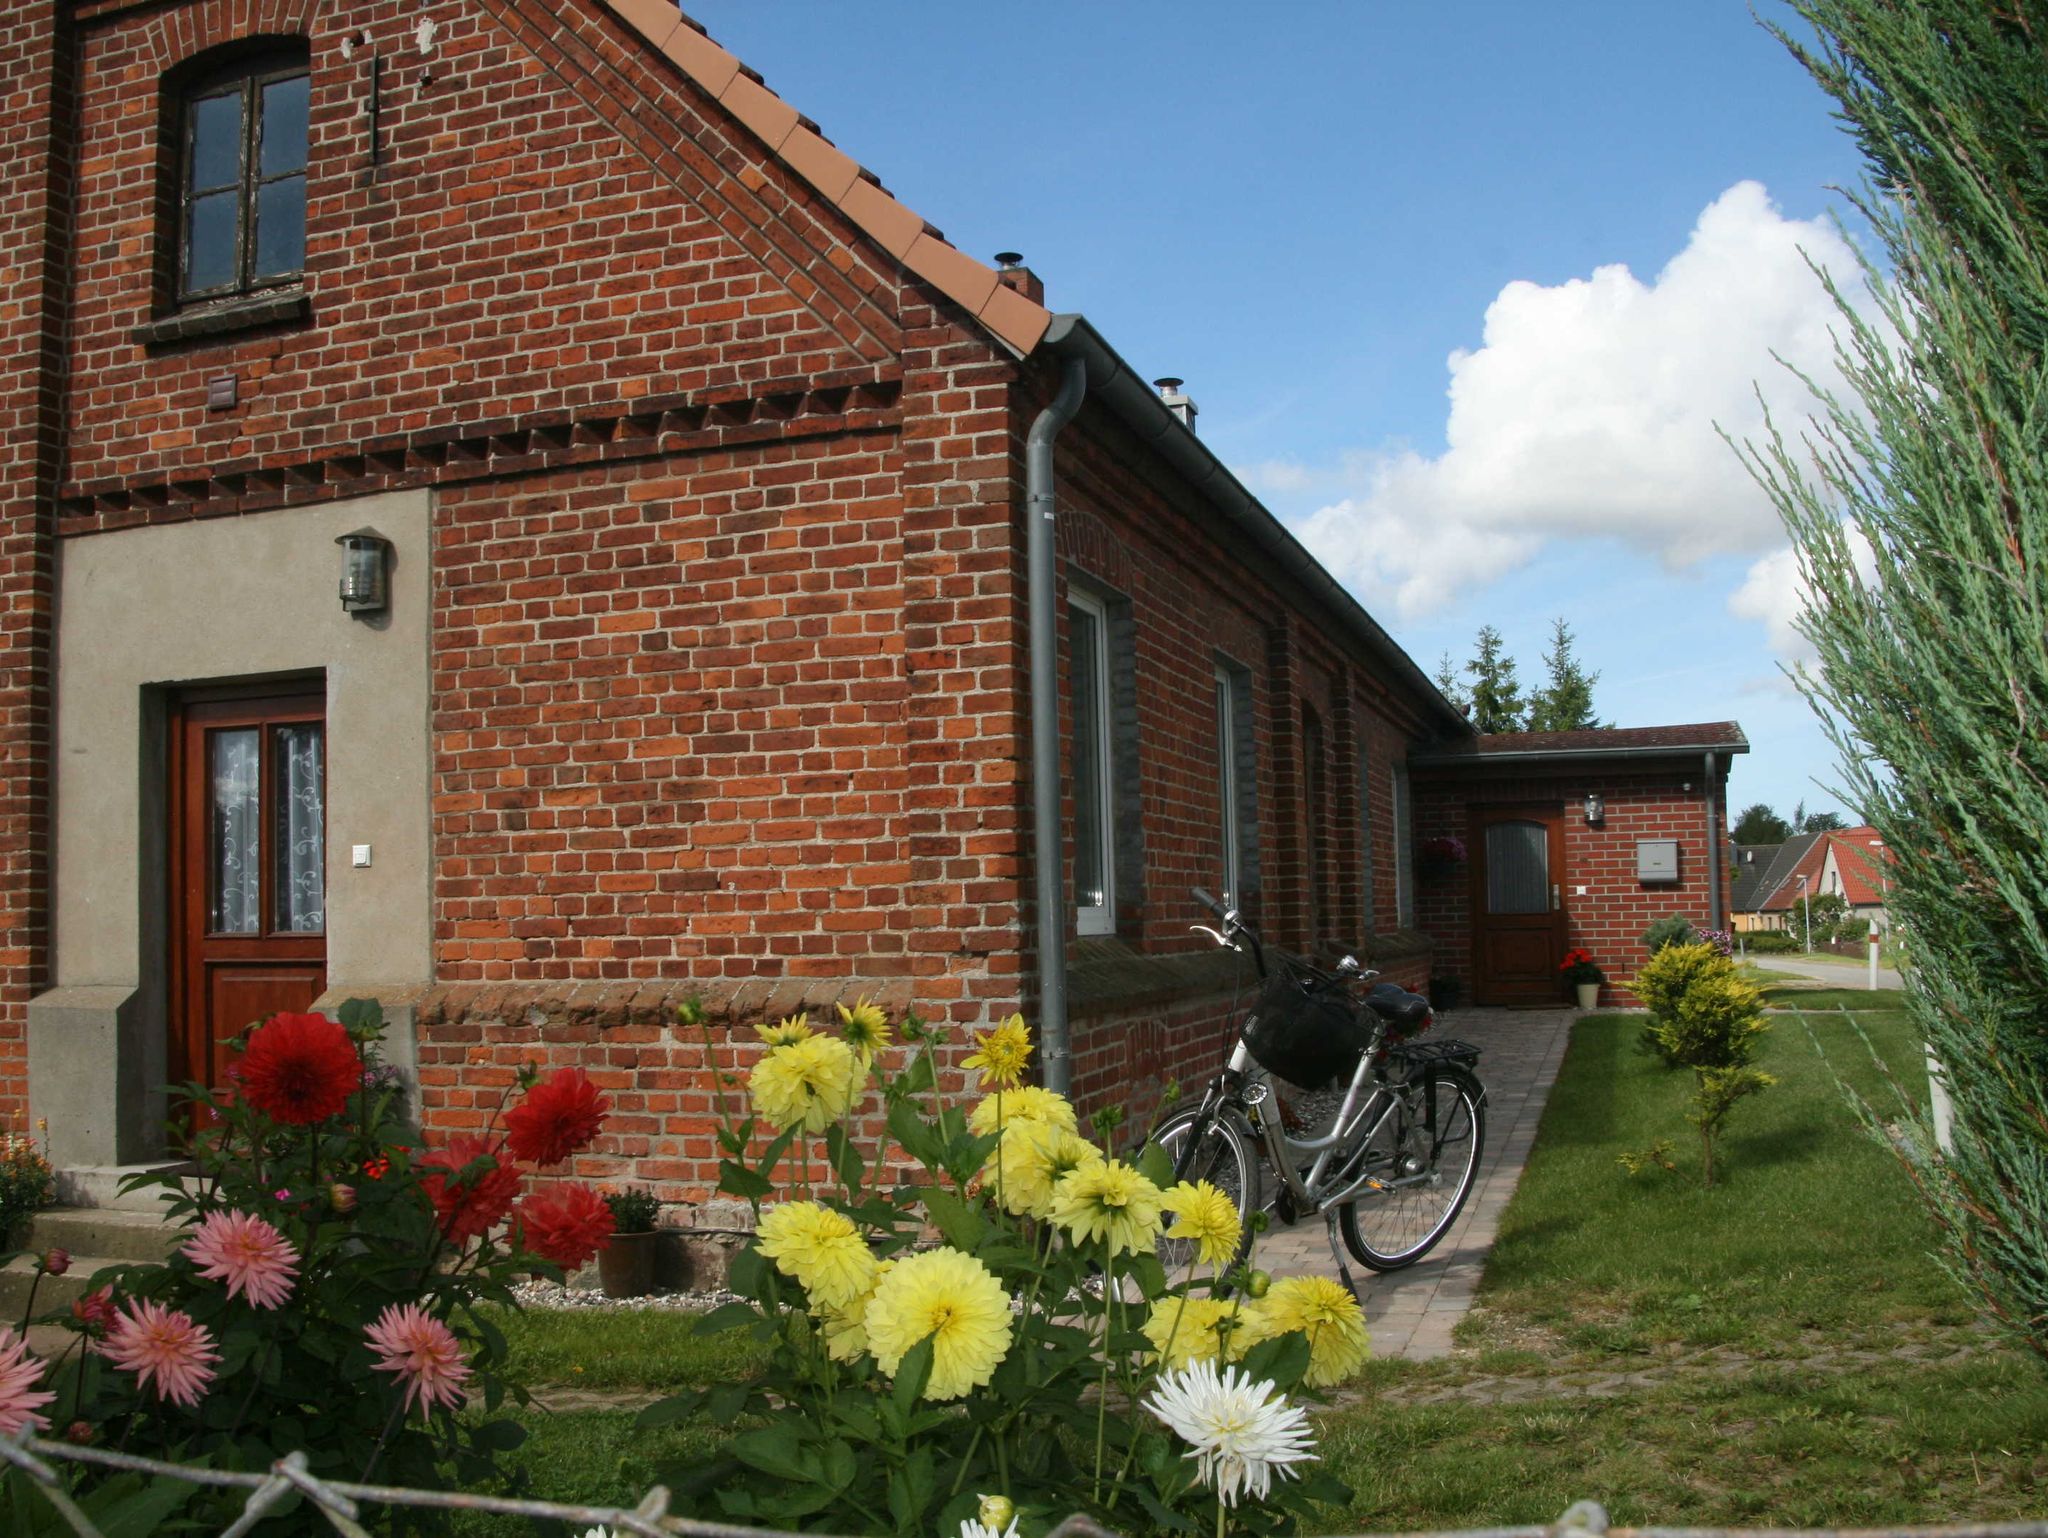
top-left (0, 3), bottom-right (68, 1127)
top-left (1412, 763), bottom-right (1734, 1006)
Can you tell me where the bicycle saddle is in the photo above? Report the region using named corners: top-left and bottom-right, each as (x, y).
top-left (1365, 982), bottom-right (1432, 1031)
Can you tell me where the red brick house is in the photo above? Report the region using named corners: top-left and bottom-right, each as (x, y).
top-left (0, 0), bottom-right (1740, 1219)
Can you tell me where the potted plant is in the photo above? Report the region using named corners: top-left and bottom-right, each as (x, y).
top-left (598, 1186), bottom-right (662, 1298)
top-left (1559, 948), bottom-right (1604, 1009)
top-left (1418, 835), bottom-right (1467, 880)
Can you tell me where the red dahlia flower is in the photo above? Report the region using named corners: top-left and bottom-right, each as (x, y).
top-left (236, 1012), bottom-right (360, 1125)
top-left (503, 1068), bottom-right (609, 1166)
top-left (514, 1183), bottom-right (615, 1271)
top-left (418, 1136), bottom-right (523, 1243)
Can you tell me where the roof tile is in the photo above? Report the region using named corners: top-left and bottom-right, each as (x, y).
top-left (978, 278), bottom-right (1054, 354)
top-left (778, 127), bottom-right (862, 204)
top-left (719, 71), bottom-right (799, 152)
top-left (603, 0), bottom-right (681, 51)
top-left (839, 176), bottom-right (927, 260)
top-left (903, 232), bottom-right (999, 316)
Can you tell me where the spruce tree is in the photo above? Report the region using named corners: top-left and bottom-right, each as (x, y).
top-left (1750, 0), bottom-right (2048, 1362)
top-left (1432, 650), bottom-right (1471, 717)
top-left (1464, 625), bottom-right (1526, 733)
top-left (1525, 617), bottom-right (1605, 731)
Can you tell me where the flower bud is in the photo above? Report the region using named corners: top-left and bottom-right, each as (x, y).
top-left (64, 1420), bottom-right (93, 1446)
top-left (329, 1182), bottom-right (358, 1214)
top-left (977, 1495), bottom-right (1015, 1530)
top-left (41, 1248), bottom-right (69, 1276)
top-left (1245, 1268), bottom-right (1272, 1299)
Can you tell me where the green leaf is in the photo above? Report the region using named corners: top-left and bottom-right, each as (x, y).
top-left (731, 1424), bottom-right (815, 1484)
top-left (757, 1123), bottom-right (800, 1179)
top-left (1134, 1482), bottom-right (1199, 1534)
top-left (692, 1299), bottom-right (761, 1336)
top-left (890, 1334), bottom-right (934, 1420)
top-left (336, 997), bottom-right (384, 1038)
top-left (1240, 1328), bottom-right (1313, 1390)
top-left (1125, 1252), bottom-right (1169, 1300)
top-left (78, 1475), bottom-right (201, 1538)
top-left (921, 1187), bottom-right (986, 1252)
top-left (887, 1099), bottom-right (945, 1169)
top-left (718, 1159), bottom-right (774, 1200)
top-left (1135, 1138), bottom-right (1176, 1188)
top-left (469, 1418), bottom-right (527, 1452)
top-left (705, 1380), bottom-right (755, 1423)
top-left (727, 1242), bottom-right (767, 1299)
top-left (825, 1124), bottom-right (865, 1196)
top-left (895, 1445), bottom-right (936, 1534)
top-left (636, 1390), bottom-right (707, 1428)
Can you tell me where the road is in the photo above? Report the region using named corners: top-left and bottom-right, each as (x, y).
top-left (1748, 951), bottom-right (1903, 991)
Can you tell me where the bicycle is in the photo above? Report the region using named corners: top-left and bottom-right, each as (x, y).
top-left (1147, 888), bottom-right (1487, 1289)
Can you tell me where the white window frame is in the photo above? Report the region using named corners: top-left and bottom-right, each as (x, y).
top-left (1392, 763), bottom-right (1414, 929)
top-left (1214, 663), bottom-right (1240, 909)
top-left (1071, 589), bottom-right (1117, 937)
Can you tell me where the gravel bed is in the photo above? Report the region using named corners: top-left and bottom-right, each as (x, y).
top-left (510, 1280), bottom-right (738, 1313)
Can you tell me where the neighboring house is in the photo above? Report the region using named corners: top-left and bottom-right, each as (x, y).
top-left (1814, 826), bottom-right (1894, 932)
top-left (1735, 826), bottom-right (1892, 938)
top-left (1, 0), bottom-right (1740, 1215)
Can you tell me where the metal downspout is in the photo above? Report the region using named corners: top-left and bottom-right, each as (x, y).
top-left (1027, 358), bottom-right (1089, 1095)
top-left (1704, 752), bottom-right (1722, 932)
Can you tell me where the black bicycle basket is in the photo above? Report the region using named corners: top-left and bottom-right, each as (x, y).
top-left (1240, 965), bottom-right (1375, 1089)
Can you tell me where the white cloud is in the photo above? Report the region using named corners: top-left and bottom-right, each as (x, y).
top-left (1729, 526), bottom-right (1878, 673)
top-left (1292, 181), bottom-right (1868, 621)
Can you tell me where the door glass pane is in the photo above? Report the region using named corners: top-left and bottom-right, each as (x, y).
top-left (253, 174), bottom-right (306, 279)
top-left (272, 723), bottom-right (325, 933)
top-left (1486, 821), bottom-right (1549, 914)
top-left (208, 729), bottom-right (261, 934)
top-left (258, 74), bottom-right (310, 176)
top-left (184, 191), bottom-right (239, 293)
top-left (188, 90), bottom-right (243, 193)
top-left (1070, 603), bottom-right (1106, 911)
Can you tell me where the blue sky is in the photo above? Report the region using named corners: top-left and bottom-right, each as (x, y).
top-left (687, 1), bottom-right (1873, 826)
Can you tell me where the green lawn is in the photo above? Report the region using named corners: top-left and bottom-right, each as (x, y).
top-left (457, 988), bottom-right (2046, 1531)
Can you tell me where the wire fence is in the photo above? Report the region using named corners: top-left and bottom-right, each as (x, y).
top-left (1, 1433), bottom-right (2044, 1538)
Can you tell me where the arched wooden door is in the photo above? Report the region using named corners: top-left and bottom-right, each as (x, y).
top-left (168, 688), bottom-right (327, 1096)
top-left (1469, 806), bottom-right (1566, 1005)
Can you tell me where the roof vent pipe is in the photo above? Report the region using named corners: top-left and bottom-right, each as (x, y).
top-left (1154, 376), bottom-right (1198, 433)
top-left (994, 252), bottom-right (1044, 305)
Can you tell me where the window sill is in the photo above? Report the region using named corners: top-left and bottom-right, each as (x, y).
top-left (132, 289), bottom-right (310, 348)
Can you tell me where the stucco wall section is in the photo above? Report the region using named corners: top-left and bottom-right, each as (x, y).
top-left (51, 489), bottom-right (431, 990)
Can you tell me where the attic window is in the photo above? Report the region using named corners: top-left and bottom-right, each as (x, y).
top-left (176, 52), bottom-right (310, 304)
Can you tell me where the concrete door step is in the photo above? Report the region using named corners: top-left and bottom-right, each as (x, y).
top-left (0, 1206), bottom-right (181, 1321)
top-left (53, 1164), bottom-right (194, 1214)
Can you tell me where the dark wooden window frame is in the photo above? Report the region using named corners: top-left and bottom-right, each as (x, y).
top-left (173, 50), bottom-right (310, 306)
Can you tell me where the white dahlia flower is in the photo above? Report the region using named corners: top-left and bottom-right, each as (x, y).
top-left (1142, 1357), bottom-right (1318, 1507)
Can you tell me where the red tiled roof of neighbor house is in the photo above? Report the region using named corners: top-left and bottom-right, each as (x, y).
top-left (1417, 722), bottom-right (1750, 761)
top-left (601, 0), bottom-right (1052, 355)
top-left (1827, 827), bottom-right (1894, 906)
top-left (1759, 833), bottom-right (1831, 911)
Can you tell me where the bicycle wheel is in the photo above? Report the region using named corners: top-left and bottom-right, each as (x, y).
top-left (1338, 1067), bottom-right (1484, 1271)
top-left (1147, 1106), bottom-right (1258, 1273)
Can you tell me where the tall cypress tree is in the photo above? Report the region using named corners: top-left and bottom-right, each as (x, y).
top-left (1525, 617), bottom-right (1605, 732)
top-left (1464, 625), bottom-right (1526, 734)
top-left (1751, 0), bottom-right (2048, 1362)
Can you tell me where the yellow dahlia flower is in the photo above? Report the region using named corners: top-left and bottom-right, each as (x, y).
top-left (963, 1014), bottom-right (1032, 1089)
top-left (1160, 1179), bottom-right (1244, 1268)
top-left (967, 1085), bottom-right (1077, 1138)
top-left (864, 1247), bottom-right (1013, 1400)
top-left (755, 1013), bottom-right (813, 1047)
top-left (813, 1258), bottom-right (892, 1363)
top-left (755, 1201), bottom-right (877, 1310)
top-left (749, 1033), bottom-right (864, 1133)
top-left (1049, 1157), bottom-right (1165, 1256)
top-left (837, 997), bottom-right (891, 1065)
top-left (1251, 1275), bottom-right (1371, 1387)
top-left (1141, 1294), bottom-right (1267, 1369)
top-left (986, 1120), bottom-right (1102, 1218)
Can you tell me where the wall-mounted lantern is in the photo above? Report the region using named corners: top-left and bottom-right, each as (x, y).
top-left (336, 528), bottom-right (392, 615)
top-left (1584, 792), bottom-right (1605, 826)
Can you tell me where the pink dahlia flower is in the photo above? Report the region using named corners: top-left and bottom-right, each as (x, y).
top-left (103, 1300), bottom-right (220, 1408)
top-left (0, 1328), bottom-right (54, 1435)
top-left (365, 1302), bottom-right (470, 1419)
top-left (182, 1209), bottom-right (299, 1310)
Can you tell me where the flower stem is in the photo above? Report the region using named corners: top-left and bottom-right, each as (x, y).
top-left (1092, 1253), bottom-right (1114, 1502)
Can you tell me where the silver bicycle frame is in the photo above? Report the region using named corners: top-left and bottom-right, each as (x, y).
top-left (1227, 1038), bottom-right (1407, 1217)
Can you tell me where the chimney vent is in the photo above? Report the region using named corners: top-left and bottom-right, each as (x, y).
top-left (993, 252), bottom-right (1044, 305)
top-left (1154, 377), bottom-right (1198, 433)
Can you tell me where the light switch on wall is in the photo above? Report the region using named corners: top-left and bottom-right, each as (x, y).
top-left (1574, 885), bottom-right (1588, 896)
top-left (352, 844), bottom-right (373, 868)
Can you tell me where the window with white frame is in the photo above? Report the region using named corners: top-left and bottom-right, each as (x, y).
top-left (1214, 664), bottom-right (1240, 908)
top-left (1070, 590), bottom-right (1116, 935)
top-left (1392, 762), bottom-right (1414, 928)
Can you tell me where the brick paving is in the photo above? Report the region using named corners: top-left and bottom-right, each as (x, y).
top-left (1254, 1006), bottom-right (1576, 1362)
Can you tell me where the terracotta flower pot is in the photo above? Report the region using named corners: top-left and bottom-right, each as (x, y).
top-left (598, 1229), bottom-right (659, 1298)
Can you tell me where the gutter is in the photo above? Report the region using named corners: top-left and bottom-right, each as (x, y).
top-left (1038, 315), bottom-right (1469, 739)
top-left (1705, 751), bottom-right (1723, 932)
top-left (1409, 739), bottom-right (1750, 767)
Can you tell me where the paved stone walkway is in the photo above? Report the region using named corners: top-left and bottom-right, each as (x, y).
top-left (1255, 1006), bottom-right (1575, 1362)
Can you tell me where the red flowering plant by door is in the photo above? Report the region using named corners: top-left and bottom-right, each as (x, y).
top-left (7, 999), bottom-right (614, 1527)
top-left (1558, 948), bottom-right (1605, 986)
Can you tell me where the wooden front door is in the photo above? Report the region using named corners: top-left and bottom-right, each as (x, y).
top-left (1470, 805), bottom-right (1566, 1005)
top-left (170, 690), bottom-right (328, 1096)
